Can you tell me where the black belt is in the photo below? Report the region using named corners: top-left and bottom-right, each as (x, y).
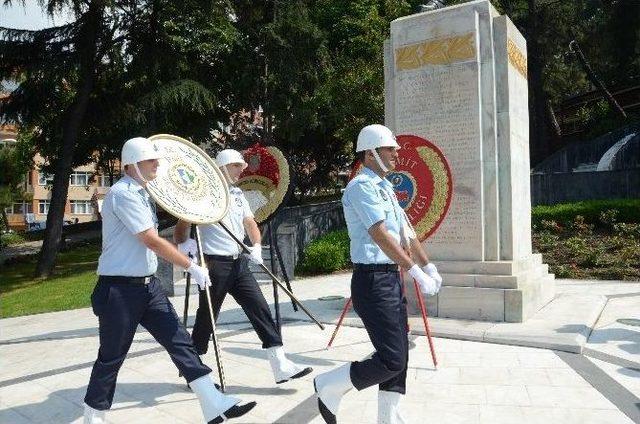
top-left (98, 275), bottom-right (153, 285)
top-left (204, 254), bottom-right (241, 262)
top-left (353, 263), bottom-right (399, 272)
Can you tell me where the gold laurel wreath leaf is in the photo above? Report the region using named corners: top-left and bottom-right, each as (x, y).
top-left (255, 147), bottom-right (290, 223)
top-left (415, 147), bottom-right (450, 239)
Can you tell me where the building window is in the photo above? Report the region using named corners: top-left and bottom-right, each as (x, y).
top-left (38, 172), bottom-right (54, 186)
top-left (70, 200), bottom-right (93, 215)
top-left (5, 202), bottom-right (33, 215)
top-left (70, 171), bottom-right (91, 186)
top-left (98, 175), bottom-right (112, 187)
top-left (38, 200), bottom-right (50, 214)
top-left (8, 202), bottom-right (33, 214)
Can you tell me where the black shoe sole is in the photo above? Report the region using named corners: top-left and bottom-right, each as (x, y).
top-left (208, 401), bottom-right (257, 424)
top-left (314, 378), bottom-right (336, 424)
top-left (276, 367), bottom-right (313, 384)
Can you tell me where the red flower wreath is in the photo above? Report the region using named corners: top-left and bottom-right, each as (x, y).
top-left (241, 143), bottom-right (280, 185)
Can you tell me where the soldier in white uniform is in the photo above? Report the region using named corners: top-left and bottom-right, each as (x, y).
top-left (83, 138), bottom-right (256, 424)
top-left (175, 149), bottom-right (312, 386)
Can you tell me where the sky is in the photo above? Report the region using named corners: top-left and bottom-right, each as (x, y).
top-left (1, 0), bottom-right (74, 90)
top-left (0, 0), bottom-right (73, 30)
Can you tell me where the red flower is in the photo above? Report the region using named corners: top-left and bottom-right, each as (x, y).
top-left (240, 143), bottom-right (280, 184)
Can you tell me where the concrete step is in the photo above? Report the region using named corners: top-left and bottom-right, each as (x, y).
top-left (423, 270), bottom-right (557, 323)
top-left (436, 254), bottom-right (543, 275)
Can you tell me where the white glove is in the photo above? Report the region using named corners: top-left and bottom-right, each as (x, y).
top-left (178, 238), bottom-right (198, 258)
top-left (187, 262), bottom-right (211, 290)
top-left (409, 264), bottom-right (438, 296)
top-left (248, 243), bottom-right (263, 265)
top-left (423, 263), bottom-right (443, 291)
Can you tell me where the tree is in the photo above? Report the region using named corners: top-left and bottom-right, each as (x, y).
top-left (1, 0), bottom-right (108, 276)
top-left (1, 0), bottom-right (239, 276)
top-left (0, 136), bottom-right (31, 247)
top-left (448, 0), bottom-right (639, 162)
top-left (224, 0), bottom-right (419, 199)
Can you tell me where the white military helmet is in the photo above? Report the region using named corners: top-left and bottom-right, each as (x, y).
top-left (121, 137), bottom-right (163, 166)
top-left (216, 149), bottom-right (248, 169)
top-left (356, 124), bottom-right (399, 152)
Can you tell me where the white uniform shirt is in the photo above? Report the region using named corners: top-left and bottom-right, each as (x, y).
top-left (199, 186), bottom-right (254, 256)
top-left (97, 175), bottom-right (158, 276)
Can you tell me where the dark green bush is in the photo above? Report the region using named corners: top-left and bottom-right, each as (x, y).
top-left (296, 229), bottom-right (351, 275)
top-left (532, 199), bottom-right (640, 228)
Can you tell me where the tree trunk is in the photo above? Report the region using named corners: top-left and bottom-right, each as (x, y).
top-left (526, 0), bottom-right (549, 165)
top-left (108, 158), bottom-right (117, 186)
top-left (35, 1), bottom-right (105, 277)
top-left (0, 208), bottom-right (8, 251)
top-left (569, 39), bottom-right (627, 119)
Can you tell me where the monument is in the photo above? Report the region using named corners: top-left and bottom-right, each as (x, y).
top-left (384, 0), bottom-right (555, 322)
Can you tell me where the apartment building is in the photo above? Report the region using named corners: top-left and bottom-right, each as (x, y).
top-left (1, 125), bottom-right (119, 231)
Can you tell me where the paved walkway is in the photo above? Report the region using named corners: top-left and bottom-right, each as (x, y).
top-left (0, 230), bottom-right (101, 265)
top-left (1, 276), bottom-right (639, 423)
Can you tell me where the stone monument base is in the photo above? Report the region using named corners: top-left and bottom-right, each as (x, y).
top-left (405, 254), bottom-right (556, 322)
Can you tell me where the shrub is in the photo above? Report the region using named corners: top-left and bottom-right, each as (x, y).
top-left (599, 209), bottom-right (619, 228)
top-left (532, 199), bottom-right (640, 228)
top-left (297, 229), bottom-right (351, 275)
top-left (613, 223), bottom-right (640, 239)
top-left (551, 264), bottom-right (577, 279)
top-left (1, 232), bottom-right (26, 246)
top-left (540, 219), bottom-right (563, 233)
top-left (569, 215), bottom-right (593, 235)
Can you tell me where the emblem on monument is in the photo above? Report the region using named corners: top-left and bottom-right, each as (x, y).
top-left (351, 134), bottom-right (453, 241)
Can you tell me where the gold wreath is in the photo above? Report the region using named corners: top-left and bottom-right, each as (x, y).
top-left (253, 147), bottom-right (290, 223)
top-left (415, 146), bottom-right (450, 239)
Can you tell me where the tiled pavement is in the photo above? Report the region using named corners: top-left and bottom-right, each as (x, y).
top-left (1, 276), bottom-right (638, 423)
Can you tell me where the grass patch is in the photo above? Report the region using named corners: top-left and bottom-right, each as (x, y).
top-left (1, 232), bottom-right (26, 246)
top-left (0, 241), bottom-right (100, 318)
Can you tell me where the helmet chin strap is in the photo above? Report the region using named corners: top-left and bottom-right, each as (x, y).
top-left (370, 149), bottom-right (389, 174)
top-left (221, 165), bottom-right (234, 186)
top-left (132, 163), bottom-right (149, 185)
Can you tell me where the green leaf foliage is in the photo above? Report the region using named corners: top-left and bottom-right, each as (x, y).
top-left (532, 199), bottom-right (640, 229)
top-left (296, 229), bottom-right (351, 275)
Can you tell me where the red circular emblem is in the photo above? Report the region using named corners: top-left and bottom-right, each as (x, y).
top-left (237, 143), bottom-right (291, 224)
top-left (350, 134), bottom-right (453, 241)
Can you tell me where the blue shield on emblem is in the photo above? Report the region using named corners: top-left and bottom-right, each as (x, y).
top-left (177, 168), bottom-right (194, 185)
top-left (388, 172), bottom-right (414, 209)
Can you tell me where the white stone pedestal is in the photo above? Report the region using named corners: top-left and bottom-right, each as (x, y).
top-left (386, 0), bottom-right (555, 322)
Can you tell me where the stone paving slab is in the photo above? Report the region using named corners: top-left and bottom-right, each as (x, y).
top-left (1, 314), bottom-right (636, 423)
top-left (230, 273), bottom-right (614, 354)
top-left (1, 276), bottom-right (639, 423)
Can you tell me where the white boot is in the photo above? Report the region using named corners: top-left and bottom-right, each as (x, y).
top-left (266, 346), bottom-right (313, 384)
top-left (189, 373), bottom-right (256, 423)
top-left (378, 390), bottom-right (406, 424)
top-left (313, 362), bottom-right (354, 424)
top-left (83, 403), bottom-right (105, 424)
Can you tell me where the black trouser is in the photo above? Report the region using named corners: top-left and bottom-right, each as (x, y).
top-left (84, 276), bottom-right (211, 410)
top-left (349, 264), bottom-right (408, 394)
top-left (191, 255), bottom-right (283, 354)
